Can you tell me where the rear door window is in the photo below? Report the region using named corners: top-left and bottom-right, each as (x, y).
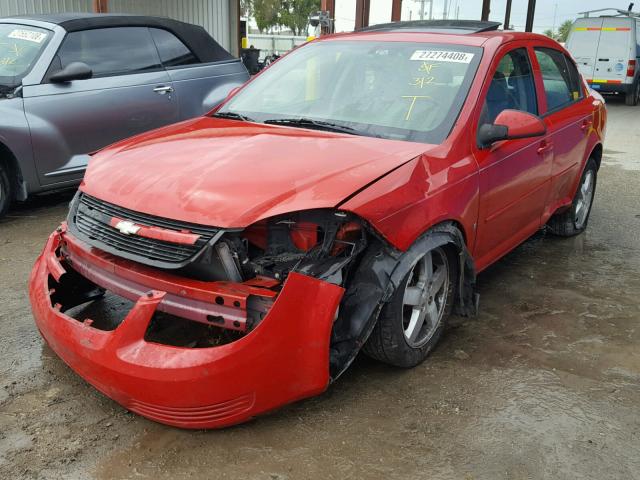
top-left (150, 28), bottom-right (198, 67)
top-left (480, 47), bottom-right (537, 125)
top-left (56, 27), bottom-right (161, 78)
top-left (535, 48), bottom-right (581, 112)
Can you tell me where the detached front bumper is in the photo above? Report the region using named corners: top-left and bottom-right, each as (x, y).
top-left (29, 226), bottom-right (344, 429)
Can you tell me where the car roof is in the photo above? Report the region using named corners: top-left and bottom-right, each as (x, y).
top-left (319, 28), bottom-right (550, 48)
top-left (1, 12), bottom-right (234, 63)
top-left (358, 19), bottom-right (502, 34)
top-left (5, 12), bottom-right (155, 28)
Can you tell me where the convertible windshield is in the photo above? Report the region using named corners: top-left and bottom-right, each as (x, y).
top-left (0, 23), bottom-right (50, 86)
top-left (220, 40), bottom-right (481, 144)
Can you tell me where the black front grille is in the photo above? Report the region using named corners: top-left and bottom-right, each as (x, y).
top-left (69, 194), bottom-right (222, 268)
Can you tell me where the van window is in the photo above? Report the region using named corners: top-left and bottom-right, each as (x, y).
top-left (56, 27), bottom-right (161, 77)
top-left (480, 48), bottom-right (537, 125)
top-left (535, 48), bottom-right (581, 112)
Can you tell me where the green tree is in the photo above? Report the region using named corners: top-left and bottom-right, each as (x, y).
top-left (543, 28), bottom-right (557, 40)
top-left (251, 0), bottom-right (320, 35)
top-left (240, 0), bottom-right (253, 18)
top-left (557, 19), bottom-right (573, 43)
top-left (281, 0), bottom-right (321, 36)
top-left (253, 0), bottom-right (281, 32)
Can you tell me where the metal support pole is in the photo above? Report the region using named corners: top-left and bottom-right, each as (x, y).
top-left (355, 0), bottom-right (371, 30)
top-left (231, 0), bottom-right (241, 57)
top-left (525, 0), bottom-right (536, 32)
top-left (504, 0), bottom-right (512, 29)
top-left (320, 0), bottom-right (335, 34)
top-left (481, 0), bottom-right (490, 21)
top-left (391, 0), bottom-right (402, 22)
top-left (92, 0), bottom-right (108, 13)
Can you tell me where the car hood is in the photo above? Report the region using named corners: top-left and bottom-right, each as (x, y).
top-left (81, 117), bottom-right (430, 227)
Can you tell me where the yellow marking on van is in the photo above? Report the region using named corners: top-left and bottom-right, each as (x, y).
top-left (574, 27), bottom-right (631, 31)
top-left (589, 79), bottom-right (623, 84)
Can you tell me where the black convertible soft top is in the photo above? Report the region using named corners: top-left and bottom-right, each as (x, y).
top-left (7, 13), bottom-right (233, 62)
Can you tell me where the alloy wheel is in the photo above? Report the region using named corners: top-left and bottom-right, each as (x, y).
top-left (575, 169), bottom-right (595, 229)
top-left (401, 248), bottom-right (449, 348)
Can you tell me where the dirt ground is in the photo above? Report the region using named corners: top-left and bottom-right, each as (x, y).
top-left (1, 99), bottom-right (639, 480)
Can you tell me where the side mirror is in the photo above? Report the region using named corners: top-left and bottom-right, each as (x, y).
top-left (478, 109), bottom-right (546, 148)
top-left (49, 62), bottom-right (93, 83)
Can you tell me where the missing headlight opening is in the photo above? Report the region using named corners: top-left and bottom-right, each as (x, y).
top-left (49, 209), bottom-right (373, 363)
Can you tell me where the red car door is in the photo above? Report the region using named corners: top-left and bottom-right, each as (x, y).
top-left (530, 46), bottom-right (596, 222)
top-left (471, 44), bottom-right (553, 271)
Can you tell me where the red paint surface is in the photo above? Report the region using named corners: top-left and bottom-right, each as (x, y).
top-left (82, 119), bottom-right (428, 228)
top-left (494, 110), bottom-right (547, 138)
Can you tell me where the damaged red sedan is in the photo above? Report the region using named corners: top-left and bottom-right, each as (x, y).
top-left (30, 21), bottom-right (606, 429)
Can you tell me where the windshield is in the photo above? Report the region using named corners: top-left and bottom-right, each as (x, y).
top-left (0, 23), bottom-right (51, 86)
top-left (220, 40), bottom-right (481, 144)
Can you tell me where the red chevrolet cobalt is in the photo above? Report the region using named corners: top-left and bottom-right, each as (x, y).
top-left (30, 21), bottom-right (606, 428)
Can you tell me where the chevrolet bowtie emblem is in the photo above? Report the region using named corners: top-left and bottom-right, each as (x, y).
top-left (114, 220), bottom-right (141, 235)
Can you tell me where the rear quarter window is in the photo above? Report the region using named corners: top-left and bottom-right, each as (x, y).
top-left (150, 28), bottom-right (198, 67)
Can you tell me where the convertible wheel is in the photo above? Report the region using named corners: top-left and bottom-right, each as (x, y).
top-left (547, 157), bottom-right (597, 237)
top-left (364, 246), bottom-right (456, 368)
top-left (0, 162), bottom-right (12, 219)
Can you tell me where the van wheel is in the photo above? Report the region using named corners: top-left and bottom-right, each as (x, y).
top-left (625, 80), bottom-right (639, 106)
top-left (0, 162), bottom-right (13, 219)
top-left (547, 158), bottom-right (597, 237)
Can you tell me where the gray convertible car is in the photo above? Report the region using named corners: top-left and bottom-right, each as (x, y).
top-left (0, 13), bottom-right (249, 217)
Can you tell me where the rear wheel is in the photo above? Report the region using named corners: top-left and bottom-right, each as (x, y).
top-left (0, 162), bottom-right (12, 219)
top-left (547, 157), bottom-right (597, 237)
top-left (364, 246), bottom-right (457, 368)
top-left (625, 79), bottom-right (639, 106)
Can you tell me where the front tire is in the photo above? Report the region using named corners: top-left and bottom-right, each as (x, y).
top-left (0, 162), bottom-right (12, 219)
top-left (364, 246), bottom-right (457, 368)
top-left (547, 157), bottom-right (597, 237)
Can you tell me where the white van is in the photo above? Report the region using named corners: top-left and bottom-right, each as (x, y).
top-left (566, 14), bottom-right (640, 105)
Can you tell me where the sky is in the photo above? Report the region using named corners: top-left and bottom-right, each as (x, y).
top-left (334, 0), bottom-right (637, 33)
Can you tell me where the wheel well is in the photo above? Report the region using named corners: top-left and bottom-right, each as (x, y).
top-left (424, 219), bottom-right (469, 249)
top-left (407, 220), bottom-right (477, 317)
top-left (590, 143), bottom-right (603, 171)
top-left (0, 142), bottom-right (19, 184)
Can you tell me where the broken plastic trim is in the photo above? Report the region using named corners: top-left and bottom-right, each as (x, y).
top-left (329, 221), bottom-right (477, 380)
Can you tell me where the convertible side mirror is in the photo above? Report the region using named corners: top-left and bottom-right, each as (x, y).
top-left (478, 109), bottom-right (546, 148)
top-left (50, 62), bottom-right (93, 83)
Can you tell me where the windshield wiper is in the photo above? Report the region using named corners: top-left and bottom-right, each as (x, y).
top-left (263, 118), bottom-right (360, 136)
top-left (213, 111), bottom-right (254, 122)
